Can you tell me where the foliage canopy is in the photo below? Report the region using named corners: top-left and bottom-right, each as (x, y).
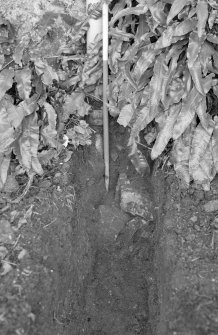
top-left (109, 0), bottom-right (218, 190)
top-left (1, 0), bottom-right (218, 192)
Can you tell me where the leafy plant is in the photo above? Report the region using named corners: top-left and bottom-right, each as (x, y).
top-left (108, 0), bottom-right (218, 190)
top-left (0, 6), bottom-right (103, 192)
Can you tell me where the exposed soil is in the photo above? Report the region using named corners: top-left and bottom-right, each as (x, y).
top-left (1, 121), bottom-right (218, 335)
top-left (154, 171), bottom-right (218, 335)
top-left (0, 122), bottom-right (157, 335)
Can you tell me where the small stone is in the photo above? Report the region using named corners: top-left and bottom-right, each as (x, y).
top-left (95, 133), bottom-right (103, 156)
top-left (120, 186), bottom-right (153, 220)
top-left (190, 216), bottom-right (198, 223)
top-left (164, 219), bottom-right (175, 229)
top-left (17, 249), bottom-right (28, 261)
top-left (203, 199), bottom-right (218, 212)
top-left (61, 162), bottom-right (71, 172)
top-left (116, 173), bottom-right (153, 220)
top-left (28, 312), bottom-right (36, 322)
top-left (53, 172), bottom-right (62, 185)
top-left (194, 224), bottom-right (201, 231)
top-left (0, 262), bottom-right (12, 276)
top-left (0, 219), bottom-right (14, 244)
top-left (186, 233), bottom-right (195, 241)
top-left (40, 180), bottom-right (52, 188)
top-left (0, 246), bottom-right (8, 259)
top-left (111, 150), bottom-right (118, 162)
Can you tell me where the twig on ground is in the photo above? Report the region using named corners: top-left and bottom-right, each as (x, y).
top-left (1, 259), bottom-right (17, 266)
top-left (135, 141), bottom-right (152, 150)
top-left (11, 173), bottom-right (35, 204)
top-left (0, 204), bottom-right (11, 214)
top-left (12, 234), bottom-right (21, 251)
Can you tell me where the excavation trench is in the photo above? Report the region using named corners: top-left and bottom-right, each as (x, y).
top-left (12, 121), bottom-right (160, 335)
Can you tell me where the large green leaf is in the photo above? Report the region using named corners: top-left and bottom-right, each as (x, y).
top-left (118, 41), bottom-right (140, 63)
top-left (17, 94), bottom-right (39, 116)
top-left (5, 97), bottom-right (25, 130)
top-left (0, 150), bottom-right (11, 189)
top-left (187, 32), bottom-right (205, 68)
top-left (172, 120), bottom-right (196, 188)
top-left (128, 86), bottom-right (150, 143)
top-left (149, 53), bottom-right (166, 118)
top-left (148, 1), bottom-right (167, 25)
top-left (111, 0), bottom-right (128, 15)
top-left (200, 42), bottom-right (217, 75)
top-left (174, 18), bottom-right (197, 37)
top-left (135, 14), bottom-right (149, 40)
top-left (189, 56), bottom-right (205, 95)
top-left (189, 122), bottom-right (214, 175)
top-left (196, 0), bottom-right (208, 38)
top-left (124, 64), bottom-right (138, 91)
top-left (110, 4), bottom-right (148, 27)
top-left (155, 24), bottom-right (177, 49)
top-left (151, 103), bottom-right (182, 159)
top-left (133, 49), bottom-right (158, 83)
top-left (66, 120), bottom-right (92, 147)
top-left (212, 117), bottom-right (218, 172)
top-left (80, 51), bottom-right (102, 87)
top-left (200, 141), bottom-right (216, 183)
top-left (208, 9), bottom-right (218, 29)
top-left (41, 102), bottom-right (57, 148)
top-left (128, 140), bottom-right (150, 175)
top-left (34, 59), bottom-right (58, 86)
top-left (208, 0), bottom-right (218, 9)
top-left (109, 38), bottom-right (123, 74)
top-left (13, 44), bottom-right (25, 67)
top-left (161, 45), bottom-right (187, 107)
top-left (167, 0), bottom-right (190, 25)
top-left (110, 27), bottom-right (135, 41)
top-left (196, 97), bottom-right (214, 131)
top-left (62, 92), bottom-right (91, 121)
top-left (173, 87), bottom-right (203, 140)
top-left (153, 20), bottom-right (191, 51)
top-left (0, 96), bottom-right (24, 152)
top-left (0, 69), bottom-right (14, 101)
top-left (18, 112), bottom-right (43, 175)
top-left (117, 103), bottom-right (135, 127)
top-left (192, 140), bottom-right (215, 191)
top-left (15, 67), bottom-right (32, 100)
top-left (206, 33), bottom-right (218, 45)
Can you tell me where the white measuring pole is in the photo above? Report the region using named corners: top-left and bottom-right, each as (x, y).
top-left (102, 2), bottom-right (109, 191)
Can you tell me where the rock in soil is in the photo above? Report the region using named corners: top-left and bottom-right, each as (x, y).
top-left (98, 204), bottom-right (129, 244)
top-left (203, 199), bottom-right (218, 212)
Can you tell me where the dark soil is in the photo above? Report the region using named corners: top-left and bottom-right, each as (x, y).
top-left (0, 122), bottom-right (157, 335)
top-left (1, 121), bottom-right (218, 335)
top-left (153, 170), bottom-right (218, 335)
